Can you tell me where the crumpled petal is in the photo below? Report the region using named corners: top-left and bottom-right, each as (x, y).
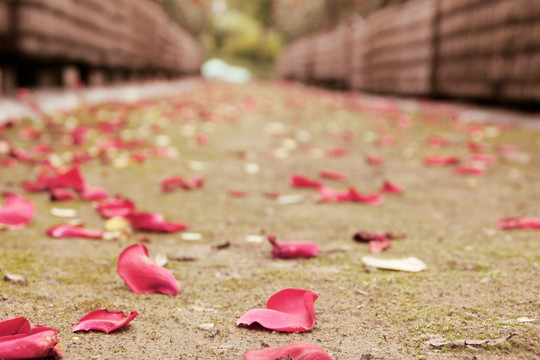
top-left (117, 244), bottom-right (179, 295)
top-left (353, 231), bottom-right (391, 254)
top-left (48, 166), bottom-right (86, 191)
top-left (425, 155), bottom-right (459, 166)
top-left (268, 236), bottom-right (320, 259)
top-left (455, 164), bottom-right (486, 175)
top-left (49, 188), bottom-right (78, 201)
top-left (96, 196), bottom-right (135, 218)
top-left (319, 170), bottom-right (347, 181)
top-left (237, 288), bottom-right (318, 332)
top-left (161, 176), bottom-right (188, 192)
top-left (126, 212), bottom-right (188, 232)
top-left (497, 217), bottom-right (540, 230)
top-left (72, 309), bottom-right (138, 333)
top-left (380, 180), bottom-right (404, 194)
top-left (80, 186), bottom-right (109, 201)
top-left (0, 194), bottom-right (35, 229)
top-left (0, 317), bottom-right (63, 359)
top-left (244, 342), bottom-right (332, 360)
top-left (46, 225), bottom-right (103, 239)
top-left (290, 175), bottom-right (321, 188)
top-left (347, 188), bottom-right (384, 205)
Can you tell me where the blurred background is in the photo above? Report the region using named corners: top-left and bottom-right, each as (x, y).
top-left (1, 0), bottom-right (539, 106)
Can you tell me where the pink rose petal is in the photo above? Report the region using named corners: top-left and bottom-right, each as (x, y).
top-left (0, 194), bottom-right (35, 229)
top-left (318, 186), bottom-right (350, 202)
top-left (72, 309), bottom-right (138, 333)
top-left (369, 237), bottom-right (392, 254)
top-left (126, 212), bottom-right (188, 233)
top-left (230, 190), bottom-right (248, 198)
top-left (244, 342), bottom-right (332, 360)
top-left (117, 244), bottom-right (180, 295)
top-left (48, 166), bottom-right (86, 191)
top-left (455, 164), bottom-right (486, 175)
top-left (237, 288), bottom-right (318, 332)
top-left (319, 170), bottom-right (347, 181)
top-left (81, 186), bottom-right (109, 201)
top-left (380, 180), bottom-right (404, 194)
top-left (497, 218), bottom-right (540, 230)
top-left (290, 175), bottom-right (321, 188)
top-left (96, 196), bottom-right (135, 218)
top-left (425, 155), bottom-right (459, 166)
top-left (161, 176), bottom-right (188, 192)
top-left (0, 317), bottom-right (63, 359)
top-left (188, 175), bottom-right (204, 189)
top-left (347, 188), bottom-right (384, 205)
top-left (268, 236), bottom-right (320, 259)
top-left (46, 225), bottom-right (103, 239)
top-left (50, 188), bottom-right (78, 201)
top-left (366, 154), bottom-right (384, 165)
top-left (326, 148), bottom-right (348, 157)
top-left (427, 135), bottom-right (450, 147)
top-left (468, 153), bottom-right (495, 165)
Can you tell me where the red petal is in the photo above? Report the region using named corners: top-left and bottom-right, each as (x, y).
top-left (366, 154), bottom-right (384, 165)
top-left (48, 166), bottom-right (86, 191)
top-left (96, 196), bottom-right (135, 218)
top-left (126, 212), bottom-right (188, 233)
top-left (237, 288), bottom-right (318, 332)
top-left (326, 148), bottom-right (348, 157)
top-left (244, 342), bottom-right (332, 360)
top-left (425, 155), bottom-right (460, 166)
top-left (318, 186), bottom-right (350, 202)
top-left (347, 188), bottom-right (384, 205)
top-left (72, 309), bottom-right (138, 333)
top-left (427, 135), bottom-right (450, 147)
top-left (468, 154), bottom-right (495, 164)
top-left (188, 175), bottom-right (204, 189)
top-left (369, 238), bottom-right (392, 254)
top-left (230, 190), bottom-right (248, 198)
top-left (380, 180), bottom-right (404, 194)
top-left (71, 126), bottom-right (89, 145)
top-left (23, 173), bottom-right (53, 192)
top-left (117, 244), bottom-right (179, 295)
top-left (0, 194), bottom-right (35, 228)
top-left (455, 164), bottom-right (486, 175)
top-left (268, 236), bottom-right (320, 259)
top-left (195, 133), bottom-right (209, 145)
top-left (81, 186), bottom-right (109, 201)
top-left (46, 225), bottom-right (103, 239)
top-left (290, 175), bottom-right (321, 188)
top-left (0, 317), bottom-right (62, 359)
top-left (497, 218), bottom-right (540, 230)
top-left (49, 188), bottom-right (78, 201)
top-left (161, 176), bottom-right (187, 193)
top-left (319, 170), bottom-right (347, 181)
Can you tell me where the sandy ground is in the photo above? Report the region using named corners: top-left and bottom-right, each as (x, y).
top-left (0, 80), bottom-right (539, 359)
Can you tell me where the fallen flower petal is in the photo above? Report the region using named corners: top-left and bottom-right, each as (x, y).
top-left (127, 212), bottom-right (188, 232)
top-left (497, 217), bottom-right (540, 230)
top-left (366, 154), bottom-right (384, 165)
top-left (72, 309), bottom-right (138, 333)
top-left (46, 225), bottom-right (103, 239)
top-left (230, 190), bottom-right (248, 198)
top-left (318, 186), bottom-right (350, 202)
top-left (455, 164), bottom-right (486, 175)
top-left (469, 153), bottom-right (495, 164)
top-left (48, 166), bottom-right (86, 191)
top-left (347, 188), bottom-right (384, 205)
top-left (50, 188), bottom-right (78, 201)
top-left (188, 175), bottom-right (204, 189)
top-left (244, 342), bottom-right (332, 360)
top-left (326, 148), bottom-right (348, 157)
top-left (0, 194), bottom-right (35, 229)
top-left (237, 288), bottom-right (318, 332)
top-left (81, 186), bottom-right (109, 201)
top-left (268, 236), bottom-right (320, 259)
top-left (117, 244), bottom-right (179, 295)
top-left (319, 169), bottom-right (347, 181)
top-left (361, 256), bottom-right (427, 272)
top-left (96, 196), bottom-right (135, 218)
top-left (427, 135), bottom-right (450, 147)
top-left (369, 238), bottom-right (391, 254)
top-left (0, 317), bottom-right (63, 359)
top-left (290, 175), bottom-right (321, 188)
top-left (353, 231), bottom-right (387, 243)
top-left (425, 155), bottom-right (459, 166)
top-left (380, 180), bottom-right (404, 194)
top-left (161, 176), bottom-right (187, 192)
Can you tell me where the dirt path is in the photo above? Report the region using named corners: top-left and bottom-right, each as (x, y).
top-left (1, 81), bottom-right (539, 359)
